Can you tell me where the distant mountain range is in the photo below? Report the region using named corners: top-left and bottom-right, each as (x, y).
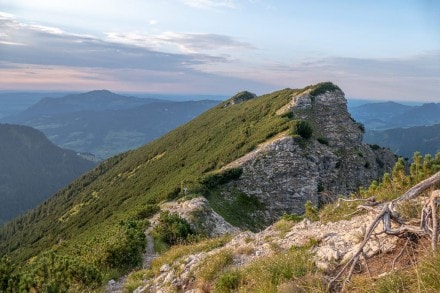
top-left (0, 92), bottom-right (72, 119)
top-left (2, 90), bottom-right (220, 158)
top-left (364, 124), bottom-right (440, 159)
top-left (349, 101), bottom-right (440, 130)
top-left (348, 100), bottom-right (440, 158)
top-left (0, 124), bottom-right (95, 224)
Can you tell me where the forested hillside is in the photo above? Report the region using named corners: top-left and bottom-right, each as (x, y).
top-left (3, 90), bottom-right (220, 158)
top-left (364, 124), bottom-right (440, 158)
top-left (0, 124), bottom-right (95, 224)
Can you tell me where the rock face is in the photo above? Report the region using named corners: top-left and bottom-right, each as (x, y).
top-left (222, 88), bottom-right (396, 224)
top-left (134, 209), bottom-right (398, 293)
top-left (157, 197), bottom-right (239, 237)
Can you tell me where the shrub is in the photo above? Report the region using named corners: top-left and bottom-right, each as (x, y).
top-left (281, 213), bottom-right (303, 223)
top-left (136, 204), bottom-right (159, 219)
top-left (1, 252), bottom-right (103, 292)
top-left (215, 270), bottom-right (241, 292)
top-left (304, 201), bottom-right (319, 221)
top-left (199, 168), bottom-right (243, 189)
top-left (166, 187), bottom-right (181, 200)
top-left (370, 144), bottom-right (381, 150)
top-left (309, 82), bottom-right (341, 97)
top-left (106, 219), bottom-right (147, 269)
top-left (317, 137), bottom-right (329, 145)
top-left (292, 120), bottom-right (313, 139)
top-left (281, 111), bottom-right (294, 119)
top-left (151, 211), bottom-right (193, 246)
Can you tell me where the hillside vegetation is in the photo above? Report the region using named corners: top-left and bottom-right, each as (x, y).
top-left (0, 124), bottom-right (95, 224)
top-left (0, 82), bottom-right (424, 291)
top-left (349, 101), bottom-right (440, 130)
top-left (364, 124), bottom-right (440, 158)
top-left (0, 86), bottom-right (300, 290)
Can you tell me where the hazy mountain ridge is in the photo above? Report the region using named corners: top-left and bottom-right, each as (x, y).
top-left (15, 90), bottom-right (162, 116)
top-left (364, 123), bottom-right (440, 158)
top-left (349, 101), bottom-right (440, 130)
top-left (2, 90), bottom-right (220, 158)
top-left (0, 124), bottom-right (95, 224)
top-left (0, 92), bottom-right (71, 119)
top-left (349, 100), bottom-right (440, 157)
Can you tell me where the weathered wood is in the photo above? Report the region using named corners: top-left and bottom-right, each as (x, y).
top-left (394, 171), bottom-right (440, 203)
top-left (328, 172), bottom-right (440, 290)
top-left (430, 190), bottom-right (440, 251)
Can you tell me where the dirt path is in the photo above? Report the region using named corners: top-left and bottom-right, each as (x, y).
top-left (105, 232), bottom-right (157, 292)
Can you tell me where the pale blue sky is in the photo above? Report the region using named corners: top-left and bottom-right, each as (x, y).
top-left (0, 0), bottom-right (439, 101)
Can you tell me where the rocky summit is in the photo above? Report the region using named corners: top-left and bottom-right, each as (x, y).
top-left (215, 86), bottom-right (396, 225)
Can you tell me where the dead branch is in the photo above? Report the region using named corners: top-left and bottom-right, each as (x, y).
top-left (328, 171), bottom-right (440, 291)
top-left (391, 238), bottom-right (409, 271)
top-left (430, 190), bottom-right (440, 251)
top-left (334, 196), bottom-right (377, 210)
top-left (394, 172), bottom-right (440, 203)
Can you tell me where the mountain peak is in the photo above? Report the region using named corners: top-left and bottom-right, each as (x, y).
top-left (81, 89), bottom-right (116, 97)
top-left (223, 90), bottom-right (257, 107)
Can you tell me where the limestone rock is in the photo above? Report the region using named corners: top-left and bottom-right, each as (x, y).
top-left (160, 197), bottom-right (239, 237)
top-left (222, 88), bottom-right (396, 225)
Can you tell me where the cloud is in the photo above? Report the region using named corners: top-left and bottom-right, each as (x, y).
top-left (180, 0), bottom-right (236, 9)
top-left (156, 32), bottom-right (254, 53)
top-left (1, 12), bottom-right (438, 100)
top-left (0, 15), bottom-right (226, 71)
top-left (0, 13), bottom-right (266, 93)
top-left (106, 31), bottom-right (254, 54)
top-left (195, 51), bottom-right (440, 101)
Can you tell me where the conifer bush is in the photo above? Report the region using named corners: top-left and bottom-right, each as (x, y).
top-left (292, 120), bottom-right (313, 139)
top-left (151, 211), bottom-right (193, 246)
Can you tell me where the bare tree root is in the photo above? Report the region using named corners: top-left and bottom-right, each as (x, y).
top-left (328, 172), bottom-right (440, 291)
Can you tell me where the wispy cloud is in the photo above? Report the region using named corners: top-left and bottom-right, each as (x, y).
top-left (1, 12), bottom-right (438, 100)
top-left (0, 13), bottom-right (265, 93)
top-left (0, 15), bottom-right (227, 70)
top-left (191, 51), bottom-right (440, 100)
top-left (106, 31), bottom-right (254, 54)
top-left (181, 0), bottom-right (237, 9)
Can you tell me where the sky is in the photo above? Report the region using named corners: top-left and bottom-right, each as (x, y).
top-left (0, 0), bottom-right (439, 101)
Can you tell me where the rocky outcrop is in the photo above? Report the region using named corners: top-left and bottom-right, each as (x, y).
top-left (158, 197), bottom-right (239, 237)
top-left (134, 208), bottom-right (398, 293)
top-left (222, 87), bottom-right (396, 224)
top-left (223, 91), bottom-right (256, 107)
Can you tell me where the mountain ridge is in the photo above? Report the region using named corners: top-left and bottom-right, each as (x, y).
top-left (0, 82), bottom-right (398, 291)
top-left (2, 90), bottom-right (220, 158)
top-left (364, 123), bottom-right (440, 158)
top-left (0, 123), bottom-right (95, 224)
top-left (349, 101), bottom-right (440, 130)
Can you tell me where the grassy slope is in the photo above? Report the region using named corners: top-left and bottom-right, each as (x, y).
top-left (0, 87), bottom-right (299, 269)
